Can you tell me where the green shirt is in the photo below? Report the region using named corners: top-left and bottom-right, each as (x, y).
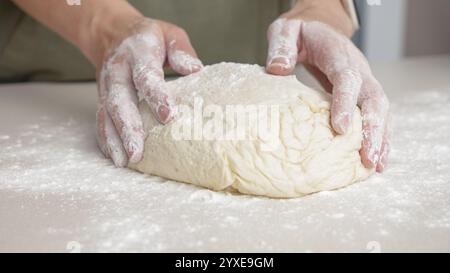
top-left (0, 0), bottom-right (290, 82)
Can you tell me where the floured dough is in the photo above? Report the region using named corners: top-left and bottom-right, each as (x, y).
top-left (129, 63), bottom-right (373, 198)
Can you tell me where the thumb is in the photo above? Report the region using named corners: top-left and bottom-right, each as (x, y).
top-left (266, 18), bottom-right (301, 75)
top-left (162, 23), bottom-right (203, 75)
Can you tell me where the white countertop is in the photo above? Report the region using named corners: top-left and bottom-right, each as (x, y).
top-left (1, 55), bottom-right (449, 252)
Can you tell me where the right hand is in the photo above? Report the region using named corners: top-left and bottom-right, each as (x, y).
top-left (96, 18), bottom-right (203, 167)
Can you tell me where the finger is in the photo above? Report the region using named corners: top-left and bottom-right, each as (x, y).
top-left (105, 83), bottom-right (145, 164)
top-left (329, 69), bottom-right (362, 134)
top-left (132, 62), bottom-right (173, 124)
top-left (96, 104), bottom-right (128, 167)
top-left (376, 113), bottom-right (392, 172)
top-left (266, 18), bottom-right (301, 75)
top-left (103, 55), bottom-right (145, 163)
top-left (96, 104), bottom-right (109, 158)
top-left (298, 22), bottom-right (371, 135)
top-left (128, 25), bottom-right (174, 124)
top-left (163, 24), bottom-right (203, 75)
top-left (359, 79), bottom-right (389, 168)
top-left (376, 138), bottom-right (389, 173)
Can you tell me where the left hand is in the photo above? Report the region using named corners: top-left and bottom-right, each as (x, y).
top-left (266, 0), bottom-right (391, 172)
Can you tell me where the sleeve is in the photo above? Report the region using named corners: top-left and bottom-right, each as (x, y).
top-left (341, 0), bottom-right (360, 30)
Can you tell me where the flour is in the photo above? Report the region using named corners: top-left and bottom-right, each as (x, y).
top-left (1, 80), bottom-right (449, 252)
top-left (130, 63), bottom-right (373, 197)
top-left (168, 48), bottom-right (203, 75)
top-left (267, 18), bottom-right (301, 68)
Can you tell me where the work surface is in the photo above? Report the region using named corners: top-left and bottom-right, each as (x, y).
top-left (1, 56), bottom-right (450, 252)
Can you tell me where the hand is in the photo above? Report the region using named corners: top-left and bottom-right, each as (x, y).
top-left (266, 2), bottom-right (391, 172)
top-left (8, 1), bottom-right (202, 167)
top-left (96, 18), bottom-right (203, 167)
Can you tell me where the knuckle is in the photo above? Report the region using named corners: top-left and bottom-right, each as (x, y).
top-left (268, 18), bottom-right (292, 38)
top-left (267, 20), bottom-right (280, 35)
top-left (333, 68), bottom-right (361, 84)
top-left (331, 69), bottom-right (363, 96)
top-left (132, 63), bottom-right (162, 87)
top-left (340, 68), bottom-right (360, 79)
top-left (132, 65), bottom-right (147, 84)
top-left (170, 25), bottom-right (189, 40)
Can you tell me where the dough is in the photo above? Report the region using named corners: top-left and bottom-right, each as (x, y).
top-left (129, 63), bottom-right (373, 198)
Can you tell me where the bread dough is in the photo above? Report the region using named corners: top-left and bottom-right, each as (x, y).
top-left (129, 63), bottom-right (373, 198)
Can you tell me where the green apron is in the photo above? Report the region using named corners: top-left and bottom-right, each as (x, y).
top-left (0, 0), bottom-right (290, 82)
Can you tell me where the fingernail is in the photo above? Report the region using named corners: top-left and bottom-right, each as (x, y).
top-left (376, 160), bottom-right (385, 173)
top-left (183, 56), bottom-right (203, 74)
top-left (376, 145), bottom-right (389, 172)
top-left (269, 56), bottom-right (291, 69)
top-left (190, 62), bottom-right (203, 73)
top-left (126, 138), bottom-right (144, 164)
top-left (157, 104), bottom-right (171, 123)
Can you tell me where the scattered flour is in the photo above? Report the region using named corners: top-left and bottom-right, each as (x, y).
top-left (0, 85), bottom-right (450, 252)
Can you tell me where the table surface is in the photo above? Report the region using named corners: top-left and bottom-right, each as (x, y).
top-left (1, 55), bottom-right (449, 252)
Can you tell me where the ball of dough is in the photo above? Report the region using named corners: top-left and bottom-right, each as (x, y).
top-left (129, 63), bottom-right (373, 198)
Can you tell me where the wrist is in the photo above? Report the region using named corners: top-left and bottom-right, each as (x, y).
top-left (77, 1), bottom-right (144, 69)
top-left (288, 0), bottom-right (354, 37)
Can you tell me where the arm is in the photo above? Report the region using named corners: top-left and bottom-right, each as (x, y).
top-left (11, 0), bottom-right (141, 68)
top-left (12, 0), bottom-right (203, 166)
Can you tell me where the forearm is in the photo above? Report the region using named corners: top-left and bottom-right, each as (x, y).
top-left (288, 0), bottom-right (354, 37)
top-left (11, 0), bottom-right (143, 67)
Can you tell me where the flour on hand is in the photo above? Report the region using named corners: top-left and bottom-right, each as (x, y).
top-left (129, 63), bottom-right (373, 198)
